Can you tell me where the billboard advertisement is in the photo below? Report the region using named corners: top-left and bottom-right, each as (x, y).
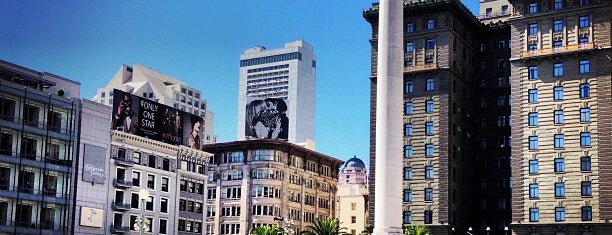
top-left (244, 97), bottom-right (288, 140)
top-left (111, 89), bottom-right (203, 149)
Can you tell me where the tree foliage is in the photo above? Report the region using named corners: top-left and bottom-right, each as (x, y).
top-left (251, 225), bottom-right (284, 235)
top-left (403, 225), bottom-right (431, 235)
top-left (301, 218), bottom-right (348, 235)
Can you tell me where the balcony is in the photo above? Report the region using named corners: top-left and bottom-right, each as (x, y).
top-left (403, 64), bottom-right (438, 73)
top-left (113, 179), bottom-right (133, 188)
top-left (110, 224), bottom-right (131, 233)
top-left (111, 201), bottom-right (131, 211)
top-left (112, 157), bottom-right (133, 167)
top-left (520, 43), bottom-right (594, 59)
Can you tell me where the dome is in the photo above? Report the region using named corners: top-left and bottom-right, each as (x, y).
top-left (344, 156), bottom-right (366, 169)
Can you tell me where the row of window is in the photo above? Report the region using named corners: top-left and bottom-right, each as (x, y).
top-left (529, 156), bottom-right (592, 174)
top-left (404, 79), bottom-right (435, 93)
top-left (179, 179), bottom-right (205, 195)
top-left (528, 0), bottom-right (590, 14)
top-left (213, 151), bottom-right (333, 177)
top-left (178, 219), bottom-right (203, 233)
top-left (529, 206), bottom-right (592, 222)
top-left (404, 101), bottom-right (437, 115)
top-left (0, 97), bottom-right (70, 134)
top-left (403, 144), bottom-right (435, 158)
top-left (528, 108), bottom-right (591, 127)
top-left (125, 192), bottom-right (168, 213)
top-left (125, 215), bottom-right (169, 234)
top-left (403, 167), bottom-right (434, 180)
top-left (403, 210), bottom-right (433, 224)
top-left (528, 132), bottom-right (592, 150)
top-left (528, 86), bottom-right (591, 105)
top-left (404, 121), bottom-right (435, 136)
top-left (528, 16), bottom-right (589, 36)
top-left (528, 60), bottom-right (590, 80)
top-left (179, 199), bottom-right (204, 214)
top-left (405, 19), bottom-right (436, 33)
top-left (529, 181), bottom-right (592, 198)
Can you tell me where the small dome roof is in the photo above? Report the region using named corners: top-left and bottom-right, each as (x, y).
top-left (344, 156), bottom-right (366, 169)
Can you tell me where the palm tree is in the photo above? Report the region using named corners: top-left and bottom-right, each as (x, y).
top-left (301, 218), bottom-right (348, 235)
top-left (403, 225), bottom-right (431, 235)
top-left (251, 225), bottom-right (284, 235)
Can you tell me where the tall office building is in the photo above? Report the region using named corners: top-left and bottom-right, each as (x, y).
top-left (93, 64), bottom-right (217, 144)
top-left (0, 60), bottom-right (81, 234)
top-left (202, 139), bottom-right (343, 235)
top-left (364, 0), bottom-right (611, 234)
top-left (237, 40), bottom-right (316, 144)
top-left (336, 156), bottom-right (369, 235)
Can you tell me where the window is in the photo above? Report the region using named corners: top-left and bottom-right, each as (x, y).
top-left (425, 144), bottom-right (434, 157)
top-left (555, 182), bottom-right (565, 197)
top-left (426, 39), bottom-right (435, 50)
top-left (425, 166), bottom-right (433, 179)
top-left (405, 81), bottom-right (414, 93)
top-left (425, 188), bottom-right (433, 201)
top-left (555, 207), bottom-right (566, 222)
top-left (579, 37), bottom-right (589, 45)
top-left (554, 0), bottom-right (563, 9)
top-left (426, 78), bottom-right (434, 91)
top-left (427, 19), bottom-right (435, 30)
top-left (529, 112), bottom-right (538, 126)
top-left (403, 211), bottom-right (412, 224)
top-left (553, 40), bottom-right (563, 49)
top-left (581, 181), bottom-right (592, 196)
top-left (406, 23), bottom-right (414, 33)
top-left (553, 86), bottom-right (564, 100)
top-left (580, 83), bottom-right (590, 98)
top-left (132, 171), bottom-right (141, 187)
top-left (145, 196), bottom-right (154, 211)
top-left (528, 89), bottom-right (538, 103)
top-left (498, 116), bottom-right (506, 127)
top-left (159, 219), bottom-right (167, 234)
top-left (147, 174), bottom-right (155, 189)
top-left (529, 160), bottom-right (539, 174)
top-left (529, 43), bottom-right (538, 51)
top-left (424, 210), bottom-right (433, 224)
top-left (405, 103), bottom-right (413, 115)
top-left (582, 206), bottom-right (592, 221)
top-left (580, 108), bottom-right (591, 122)
top-left (554, 158), bottom-right (565, 172)
top-left (529, 136), bottom-right (539, 150)
top-left (425, 122), bottom-right (434, 135)
top-left (554, 110), bottom-right (564, 124)
top-left (581, 157), bottom-right (592, 171)
top-left (160, 198), bottom-right (168, 213)
top-left (426, 100), bottom-right (434, 113)
top-left (148, 155), bottom-right (156, 168)
top-left (405, 123), bottom-right (413, 136)
top-left (529, 184), bottom-right (539, 198)
top-left (580, 59), bottom-right (590, 73)
top-left (497, 96), bottom-right (506, 107)
top-left (553, 63), bottom-right (564, 77)
top-left (404, 145), bottom-right (413, 158)
top-left (580, 0), bottom-right (589, 5)
top-left (553, 20), bottom-right (563, 32)
top-left (529, 2), bottom-right (538, 13)
top-left (528, 208), bottom-right (541, 223)
top-left (403, 189), bottom-right (412, 202)
top-left (529, 66), bottom-right (538, 80)
top-left (581, 132), bottom-right (591, 147)
top-left (133, 152), bottom-right (141, 164)
top-left (580, 16), bottom-right (589, 28)
top-left (404, 167), bottom-right (412, 180)
top-left (502, 5), bottom-right (509, 14)
top-left (406, 42), bottom-right (414, 53)
top-left (554, 134), bottom-right (564, 148)
top-left (161, 177), bottom-right (169, 192)
top-left (529, 23), bottom-right (538, 35)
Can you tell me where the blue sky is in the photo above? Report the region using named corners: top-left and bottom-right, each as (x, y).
top-left (0, 1), bottom-right (479, 163)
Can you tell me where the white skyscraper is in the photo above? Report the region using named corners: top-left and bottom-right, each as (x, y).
top-left (237, 40), bottom-right (316, 145)
top-left (92, 64), bottom-right (217, 144)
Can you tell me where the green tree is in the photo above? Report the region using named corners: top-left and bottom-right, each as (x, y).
top-left (251, 225), bottom-right (284, 235)
top-left (301, 218), bottom-right (348, 235)
top-left (403, 225), bottom-right (431, 235)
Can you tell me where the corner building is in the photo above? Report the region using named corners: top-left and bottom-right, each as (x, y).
top-left (202, 139), bottom-right (343, 235)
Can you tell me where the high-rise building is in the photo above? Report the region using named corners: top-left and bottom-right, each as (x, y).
top-left (93, 64), bottom-right (217, 144)
top-left (202, 139), bottom-right (343, 235)
top-left (336, 156), bottom-right (369, 235)
top-left (237, 40), bottom-right (316, 144)
top-left (363, 0), bottom-right (611, 234)
top-left (0, 59), bottom-right (81, 234)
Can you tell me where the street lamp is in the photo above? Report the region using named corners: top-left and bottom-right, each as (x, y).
top-left (135, 189), bottom-right (150, 235)
top-left (504, 226), bottom-right (509, 235)
top-left (451, 227), bottom-right (455, 235)
top-left (486, 227), bottom-right (491, 235)
top-left (467, 227), bottom-right (473, 235)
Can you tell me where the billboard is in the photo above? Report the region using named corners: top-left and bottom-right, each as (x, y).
top-left (82, 144), bottom-right (106, 184)
top-left (111, 89), bottom-right (203, 149)
top-left (244, 97), bottom-right (288, 140)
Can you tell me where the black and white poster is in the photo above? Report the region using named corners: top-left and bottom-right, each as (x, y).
top-left (244, 97), bottom-right (289, 140)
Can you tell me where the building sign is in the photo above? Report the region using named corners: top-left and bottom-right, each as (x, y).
top-left (111, 89), bottom-right (203, 149)
top-left (82, 144), bottom-right (106, 184)
top-left (244, 97), bottom-right (289, 140)
top-left (80, 207), bottom-right (104, 228)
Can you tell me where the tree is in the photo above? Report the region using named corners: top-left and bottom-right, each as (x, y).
top-left (403, 225), bottom-right (431, 235)
top-left (301, 218), bottom-right (348, 235)
top-left (251, 225), bottom-right (284, 235)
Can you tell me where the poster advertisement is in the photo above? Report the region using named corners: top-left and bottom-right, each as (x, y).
top-left (111, 89), bottom-right (203, 149)
top-left (244, 96), bottom-right (289, 140)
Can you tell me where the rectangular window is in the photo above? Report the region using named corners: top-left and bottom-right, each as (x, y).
top-left (528, 66), bottom-right (538, 80)
top-left (529, 23), bottom-right (538, 35)
top-left (554, 134), bottom-right (565, 148)
top-left (553, 63), bottom-right (564, 77)
top-left (405, 123), bottom-right (413, 136)
top-left (529, 136), bottom-right (539, 150)
top-left (529, 2), bottom-right (538, 13)
top-left (553, 86), bottom-right (564, 100)
top-left (160, 198), bottom-right (168, 213)
top-left (581, 132), bottom-right (591, 147)
top-left (581, 157), bottom-right (592, 171)
top-left (555, 207), bottom-right (566, 222)
top-left (425, 144), bottom-right (434, 157)
top-left (581, 181), bottom-right (592, 196)
top-left (579, 16), bottom-right (589, 28)
top-left (406, 23), bottom-right (414, 33)
top-left (147, 174), bottom-right (155, 189)
top-left (554, 110), bottom-right (564, 124)
top-left (161, 177), bottom-right (169, 192)
top-left (528, 89), bottom-right (538, 103)
top-left (427, 19), bottom-right (435, 30)
top-left (132, 171), bottom-right (141, 187)
top-left (553, 19), bottom-right (563, 32)
top-left (406, 42), bottom-right (414, 53)
top-left (554, 158), bottom-right (565, 172)
top-left (425, 122), bottom-right (434, 135)
top-left (148, 155), bottom-right (156, 168)
top-left (145, 196), bottom-right (154, 211)
top-left (425, 166), bottom-right (433, 179)
top-left (529, 184), bottom-right (539, 198)
top-left (579, 37), bottom-right (589, 45)
top-left (530, 208), bottom-right (539, 222)
top-left (404, 167), bottom-right (412, 180)
top-left (403, 189), bottom-right (412, 202)
top-left (580, 59), bottom-right (590, 73)
top-left (424, 188), bottom-right (433, 201)
top-left (403, 211), bottom-right (412, 224)
top-left (580, 108), bottom-right (591, 122)
top-left (502, 5), bottom-right (509, 14)
top-left (426, 100), bottom-right (434, 113)
top-left (405, 81), bottom-right (414, 93)
top-left (580, 83), bottom-right (591, 98)
top-left (555, 182), bottom-right (565, 197)
top-left (426, 78), bottom-right (434, 91)
top-left (553, 40), bottom-right (563, 49)
top-left (529, 112), bottom-right (538, 126)
top-left (497, 96), bottom-right (506, 107)
top-left (405, 103), bottom-right (413, 115)
top-left (554, 0), bottom-right (563, 9)
top-left (582, 206), bottom-right (592, 221)
top-left (404, 145), bottom-right (413, 158)
top-left (426, 39), bottom-right (435, 50)
top-left (424, 210), bottom-right (433, 224)
top-left (529, 160), bottom-right (539, 174)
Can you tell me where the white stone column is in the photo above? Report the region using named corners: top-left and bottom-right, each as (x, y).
top-left (374, 0), bottom-right (404, 235)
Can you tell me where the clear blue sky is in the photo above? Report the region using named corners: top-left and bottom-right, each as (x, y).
top-left (0, 0), bottom-right (479, 163)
